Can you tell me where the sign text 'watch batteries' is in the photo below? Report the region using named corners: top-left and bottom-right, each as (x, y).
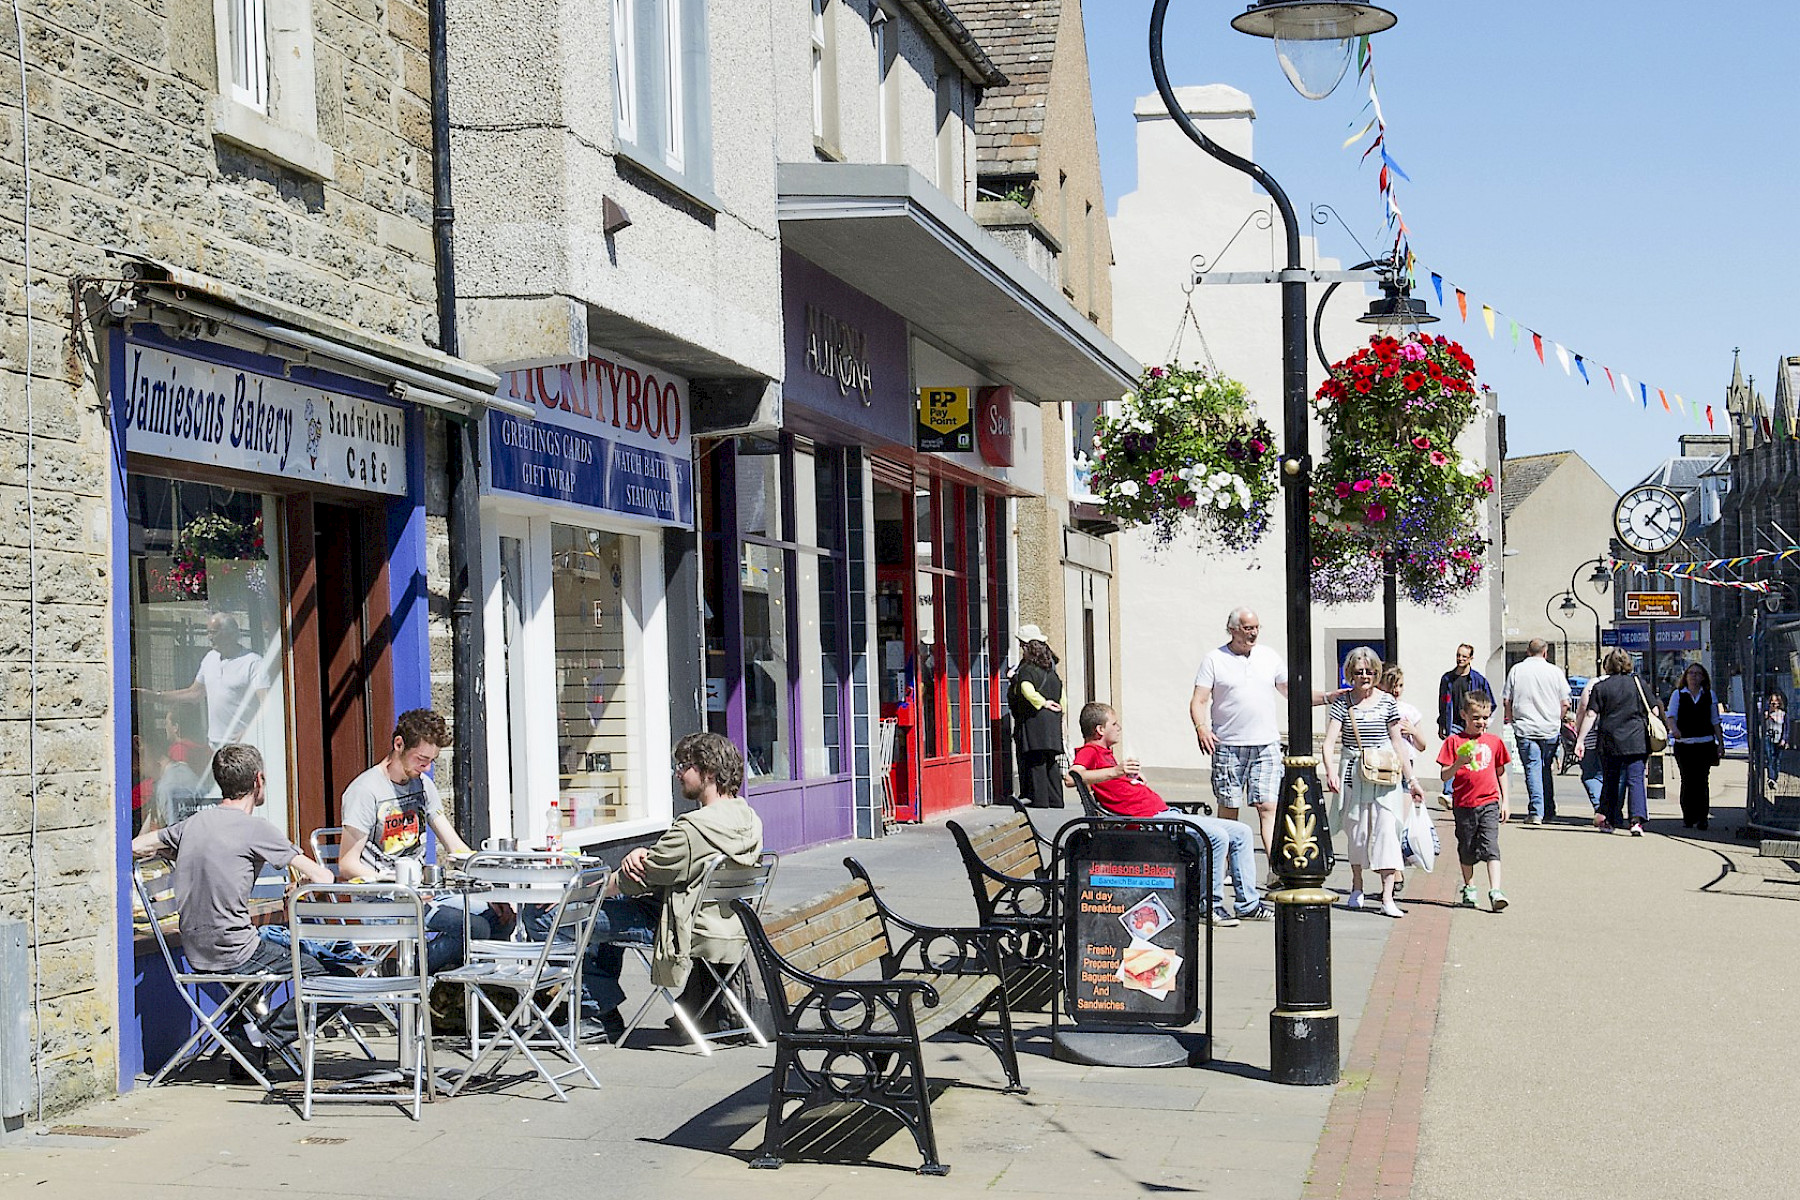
top-left (119, 341), bottom-right (407, 495)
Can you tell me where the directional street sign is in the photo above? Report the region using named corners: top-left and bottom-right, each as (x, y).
top-left (1623, 591), bottom-right (1681, 620)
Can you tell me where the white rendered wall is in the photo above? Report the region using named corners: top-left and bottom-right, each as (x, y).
top-left (1109, 86), bottom-right (1504, 780)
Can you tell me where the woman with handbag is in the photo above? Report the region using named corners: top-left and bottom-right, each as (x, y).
top-left (1007, 626), bottom-right (1066, 808)
top-left (1574, 650), bottom-right (1658, 836)
top-left (1323, 647), bottom-right (1426, 918)
top-left (1668, 663), bottom-right (1726, 830)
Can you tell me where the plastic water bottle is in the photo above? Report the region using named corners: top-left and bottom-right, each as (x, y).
top-left (544, 802), bottom-right (562, 853)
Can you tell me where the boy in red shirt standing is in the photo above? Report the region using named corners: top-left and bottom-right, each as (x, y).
top-left (1436, 694), bottom-right (1510, 911)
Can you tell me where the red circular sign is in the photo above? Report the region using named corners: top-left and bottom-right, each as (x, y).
top-left (977, 386), bottom-right (1014, 467)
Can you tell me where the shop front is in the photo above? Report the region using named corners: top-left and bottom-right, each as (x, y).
top-left (109, 313), bottom-right (492, 1083)
top-left (479, 349), bottom-right (695, 853)
top-left (697, 251), bottom-right (1035, 851)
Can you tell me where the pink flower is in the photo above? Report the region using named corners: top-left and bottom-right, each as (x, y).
top-left (1147, 469), bottom-right (1164, 486)
top-left (1177, 494), bottom-right (1196, 508)
top-left (1375, 472), bottom-right (1396, 489)
top-left (1366, 503), bottom-right (1388, 522)
top-left (1353, 479), bottom-right (1373, 493)
top-left (1249, 439), bottom-right (1268, 454)
top-left (1429, 451), bottom-right (1449, 466)
top-left (1335, 482), bottom-right (1352, 499)
top-left (1401, 343), bottom-right (1427, 362)
top-left (1478, 475), bottom-right (1494, 492)
top-left (1412, 435), bottom-right (1431, 450)
top-left (1149, 367), bottom-right (1166, 378)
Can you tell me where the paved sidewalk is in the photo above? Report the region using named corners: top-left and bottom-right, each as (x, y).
top-left (0, 805), bottom-right (1398, 1200)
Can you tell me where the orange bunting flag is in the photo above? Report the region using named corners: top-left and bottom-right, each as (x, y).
top-left (1455, 289), bottom-right (1467, 322)
top-left (1658, 388), bottom-right (1670, 412)
top-left (1531, 332), bottom-right (1544, 363)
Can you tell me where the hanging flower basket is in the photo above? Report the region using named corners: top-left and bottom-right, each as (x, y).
top-left (169, 511), bottom-right (268, 599)
top-left (1086, 365), bottom-right (1278, 551)
top-left (1309, 333), bottom-right (1493, 608)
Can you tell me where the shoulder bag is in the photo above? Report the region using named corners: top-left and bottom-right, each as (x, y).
top-left (1633, 677), bottom-right (1670, 754)
top-left (1348, 700), bottom-right (1404, 788)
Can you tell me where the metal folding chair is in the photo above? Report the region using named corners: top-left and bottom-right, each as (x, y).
top-left (453, 851), bottom-right (589, 1049)
top-left (435, 866), bottom-right (607, 1101)
top-left (132, 858), bottom-right (295, 1089)
top-left (288, 884), bottom-right (433, 1120)
top-left (617, 852), bottom-right (779, 1054)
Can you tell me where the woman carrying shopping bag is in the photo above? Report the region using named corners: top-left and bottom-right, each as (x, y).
top-left (1323, 647), bottom-right (1427, 918)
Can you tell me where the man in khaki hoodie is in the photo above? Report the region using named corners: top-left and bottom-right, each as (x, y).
top-left (582, 732), bottom-right (764, 1041)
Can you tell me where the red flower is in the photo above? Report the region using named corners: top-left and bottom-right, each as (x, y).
top-left (1402, 373), bottom-right (1425, 392)
top-left (1412, 435), bottom-right (1431, 450)
top-left (1429, 451), bottom-right (1449, 466)
top-left (1376, 472), bottom-right (1396, 488)
top-left (1366, 503), bottom-right (1388, 522)
top-left (1335, 482), bottom-right (1353, 499)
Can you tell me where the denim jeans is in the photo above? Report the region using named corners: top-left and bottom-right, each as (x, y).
top-left (1600, 754), bottom-right (1648, 827)
top-left (423, 901), bottom-right (516, 974)
top-left (1166, 811), bottom-right (1261, 915)
top-left (576, 895), bottom-right (659, 1016)
top-left (1580, 749), bottom-right (1604, 809)
top-left (1765, 741), bottom-right (1782, 784)
top-left (220, 932), bottom-right (326, 1046)
top-left (1516, 736), bottom-right (1560, 821)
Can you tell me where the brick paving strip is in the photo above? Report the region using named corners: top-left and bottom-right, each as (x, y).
top-left (1302, 818), bottom-right (1460, 1200)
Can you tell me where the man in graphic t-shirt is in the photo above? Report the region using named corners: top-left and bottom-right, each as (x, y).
top-left (339, 708), bottom-right (483, 970)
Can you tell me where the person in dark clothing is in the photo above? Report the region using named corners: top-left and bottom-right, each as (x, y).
top-left (1007, 625), bottom-right (1066, 808)
top-left (1576, 650), bottom-right (1657, 836)
top-left (1435, 643), bottom-right (1495, 740)
top-left (1668, 663), bottom-right (1725, 830)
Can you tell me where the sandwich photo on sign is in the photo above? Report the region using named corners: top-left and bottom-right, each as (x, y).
top-left (1118, 944), bottom-right (1182, 999)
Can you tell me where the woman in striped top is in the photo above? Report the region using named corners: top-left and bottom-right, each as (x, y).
top-left (1322, 646), bottom-right (1426, 918)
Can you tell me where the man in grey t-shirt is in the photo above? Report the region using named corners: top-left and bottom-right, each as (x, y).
top-left (1502, 639), bottom-right (1569, 825)
top-left (132, 744), bottom-right (333, 1048)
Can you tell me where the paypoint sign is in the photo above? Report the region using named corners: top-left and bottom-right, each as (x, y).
top-left (916, 386), bottom-right (973, 453)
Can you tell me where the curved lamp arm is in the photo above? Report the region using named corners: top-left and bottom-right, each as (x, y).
top-left (1149, 0), bottom-right (1302, 272)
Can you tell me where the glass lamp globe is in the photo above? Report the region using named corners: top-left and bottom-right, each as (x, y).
top-left (1230, 2), bottom-right (1399, 101)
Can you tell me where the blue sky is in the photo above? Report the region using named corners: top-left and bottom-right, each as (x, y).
top-left (1084, 1), bottom-right (1799, 491)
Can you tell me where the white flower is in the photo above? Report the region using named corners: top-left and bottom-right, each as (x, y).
top-left (1117, 480), bottom-right (1140, 498)
top-left (1092, 435), bottom-right (1103, 449)
top-left (1215, 491), bottom-right (1234, 510)
top-left (1196, 488), bottom-right (1215, 506)
top-left (1121, 392), bottom-right (1136, 404)
top-left (1457, 459), bottom-right (1480, 477)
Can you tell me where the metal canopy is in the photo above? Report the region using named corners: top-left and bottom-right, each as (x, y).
top-left (777, 163), bottom-right (1139, 403)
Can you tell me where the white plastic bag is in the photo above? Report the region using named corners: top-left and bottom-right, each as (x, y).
top-left (1400, 799), bottom-right (1439, 872)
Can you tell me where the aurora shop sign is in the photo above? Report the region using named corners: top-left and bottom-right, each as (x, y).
top-left (118, 339), bottom-right (408, 495)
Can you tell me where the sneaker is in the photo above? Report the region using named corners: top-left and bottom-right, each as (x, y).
top-left (1237, 903), bottom-right (1274, 921)
top-left (1630, 821), bottom-right (1644, 837)
top-left (1345, 890), bottom-right (1364, 911)
top-left (1595, 817), bottom-right (1615, 834)
top-left (1489, 889), bottom-right (1509, 912)
top-left (1526, 814), bottom-right (1543, 826)
top-left (1459, 884), bottom-right (1477, 907)
top-left (1264, 872), bottom-right (1284, 892)
top-left (1207, 911), bottom-right (1240, 928)
top-left (579, 1007), bottom-right (627, 1044)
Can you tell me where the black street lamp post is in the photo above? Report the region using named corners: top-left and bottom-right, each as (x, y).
top-left (1148, 0), bottom-right (1397, 1087)
top-left (1546, 594), bottom-right (1572, 671)
top-left (1560, 557), bottom-right (1613, 675)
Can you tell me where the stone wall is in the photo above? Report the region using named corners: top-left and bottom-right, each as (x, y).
top-left (0, 0), bottom-right (444, 1114)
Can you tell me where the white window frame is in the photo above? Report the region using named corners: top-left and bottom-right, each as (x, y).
top-left (811, 0), bottom-right (827, 142)
top-left (210, 0), bottom-right (334, 179)
top-left (872, 7), bottom-right (894, 164)
top-left (661, 0), bottom-right (685, 171)
top-left (613, 0), bottom-right (638, 146)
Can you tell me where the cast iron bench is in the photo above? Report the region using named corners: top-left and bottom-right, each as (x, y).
top-left (946, 803), bottom-right (1058, 1009)
top-left (734, 858), bottom-right (1027, 1176)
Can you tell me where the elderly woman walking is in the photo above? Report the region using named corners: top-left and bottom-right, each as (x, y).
top-left (1323, 647), bottom-right (1426, 918)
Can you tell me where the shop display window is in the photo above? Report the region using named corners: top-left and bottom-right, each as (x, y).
top-left (740, 539), bottom-right (790, 782)
top-left (127, 475), bottom-right (291, 839)
top-left (550, 524), bottom-right (640, 830)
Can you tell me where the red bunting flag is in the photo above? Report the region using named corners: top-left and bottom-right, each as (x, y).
top-left (1707, 405), bottom-right (1715, 429)
top-left (1455, 289), bottom-right (1467, 321)
top-left (1531, 332), bottom-right (1544, 363)
top-left (1603, 367), bottom-right (1615, 391)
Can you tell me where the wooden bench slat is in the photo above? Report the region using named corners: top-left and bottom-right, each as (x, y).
top-left (762, 883), bottom-right (873, 940)
top-left (780, 940), bottom-right (889, 1004)
top-left (769, 896), bottom-right (881, 957)
top-left (784, 926), bottom-right (886, 979)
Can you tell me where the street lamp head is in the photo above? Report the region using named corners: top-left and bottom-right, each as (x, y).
top-left (1588, 561), bottom-right (1612, 592)
top-left (1560, 594), bottom-right (1578, 616)
top-left (1229, 2), bottom-right (1399, 100)
top-left (1357, 282), bottom-right (1439, 328)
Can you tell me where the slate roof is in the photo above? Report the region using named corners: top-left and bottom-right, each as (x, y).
top-left (947, 0), bottom-right (1059, 178)
top-left (1501, 452), bottom-right (1569, 520)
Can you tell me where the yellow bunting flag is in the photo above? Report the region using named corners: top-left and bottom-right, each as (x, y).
top-left (1481, 305), bottom-right (1495, 338)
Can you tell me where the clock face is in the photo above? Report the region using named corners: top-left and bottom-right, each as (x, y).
top-left (1614, 485), bottom-right (1683, 555)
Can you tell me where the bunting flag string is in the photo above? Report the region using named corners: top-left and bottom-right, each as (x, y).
top-left (1417, 264), bottom-right (1705, 428)
top-left (1623, 563), bottom-right (1769, 593)
top-left (1349, 35), bottom-right (1409, 267)
top-left (1609, 545), bottom-right (1800, 591)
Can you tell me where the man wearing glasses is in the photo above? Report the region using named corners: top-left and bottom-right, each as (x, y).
top-left (577, 732), bottom-right (764, 1042)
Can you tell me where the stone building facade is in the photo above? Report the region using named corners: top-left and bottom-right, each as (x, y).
top-left (1, 0), bottom-right (486, 1114)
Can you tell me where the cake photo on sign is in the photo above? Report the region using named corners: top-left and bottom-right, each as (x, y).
top-left (1117, 944), bottom-right (1181, 999)
top-left (1119, 893), bottom-right (1174, 942)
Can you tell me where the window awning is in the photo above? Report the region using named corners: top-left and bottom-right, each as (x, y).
top-left (777, 163), bottom-right (1139, 404)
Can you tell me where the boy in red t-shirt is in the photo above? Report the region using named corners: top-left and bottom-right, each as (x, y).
top-left (1070, 702), bottom-right (1266, 924)
top-left (1436, 694), bottom-right (1510, 911)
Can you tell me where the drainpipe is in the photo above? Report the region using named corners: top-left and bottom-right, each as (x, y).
top-left (429, 0), bottom-right (490, 847)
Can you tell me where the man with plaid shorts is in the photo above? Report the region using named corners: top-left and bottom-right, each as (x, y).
top-left (1190, 608), bottom-right (1289, 886)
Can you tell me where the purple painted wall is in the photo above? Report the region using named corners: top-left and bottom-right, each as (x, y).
top-left (781, 251), bottom-right (912, 448)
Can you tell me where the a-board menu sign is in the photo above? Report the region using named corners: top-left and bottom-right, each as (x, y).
top-left (1061, 821), bottom-right (1204, 1027)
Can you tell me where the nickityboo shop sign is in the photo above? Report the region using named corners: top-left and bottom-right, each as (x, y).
top-left (485, 350), bottom-right (694, 528)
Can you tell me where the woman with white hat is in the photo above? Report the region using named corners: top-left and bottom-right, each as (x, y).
top-left (1008, 625), bottom-right (1066, 808)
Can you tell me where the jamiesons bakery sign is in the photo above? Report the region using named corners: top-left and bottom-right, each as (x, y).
top-left (118, 339), bottom-right (408, 495)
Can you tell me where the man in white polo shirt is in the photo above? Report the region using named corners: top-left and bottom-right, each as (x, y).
top-left (1189, 607), bottom-right (1289, 882)
top-left (1502, 638), bottom-right (1569, 825)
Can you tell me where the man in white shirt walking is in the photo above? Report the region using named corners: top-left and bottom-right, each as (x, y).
top-left (1502, 639), bottom-right (1569, 825)
top-left (1190, 608), bottom-right (1289, 881)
